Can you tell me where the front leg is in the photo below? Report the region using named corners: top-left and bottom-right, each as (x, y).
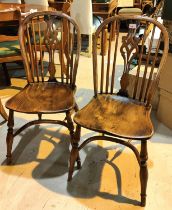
top-left (68, 124), bottom-right (81, 181)
top-left (6, 110), bottom-right (14, 164)
top-left (140, 140), bottom-right (148, 207)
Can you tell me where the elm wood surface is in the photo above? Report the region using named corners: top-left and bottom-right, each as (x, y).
top-left (68, 15), bottom-right (169, 207)
top-left (74, 94), bottom-right (153, 139)
top-left (5, 11), bottom-right (81, 165)
top-left (6, 83), bottom-right (75, 113)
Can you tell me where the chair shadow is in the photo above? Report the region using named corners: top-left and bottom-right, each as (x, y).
top-left (67, 141), bottom-right (140, 206)
top-left (2, 124), bottom-right (71, 179)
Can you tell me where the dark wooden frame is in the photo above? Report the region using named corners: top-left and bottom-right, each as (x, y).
top-left (5, 11), bottom-right (81, 165)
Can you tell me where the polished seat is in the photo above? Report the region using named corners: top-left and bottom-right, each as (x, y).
top-left (6, 82), bottom-right (75, 113)
top-left (74, 94), bottom-right (153, 139)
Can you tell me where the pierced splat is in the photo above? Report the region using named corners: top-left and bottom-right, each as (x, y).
top-left (44, 17), bottom-right (63, 82)
top-left (118, 32), bottom-right (140, 96)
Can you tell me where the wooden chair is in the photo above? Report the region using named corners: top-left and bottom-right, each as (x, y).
top-left (68, 15), bottom-right (169, 206)
top-left (0, 9), bottom-right (22, 86)
top-left (5, 11), bottom-right (81, 164)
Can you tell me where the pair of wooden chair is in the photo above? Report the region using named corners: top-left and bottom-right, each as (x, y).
top-left (4, 12), bottom-right (169, 207)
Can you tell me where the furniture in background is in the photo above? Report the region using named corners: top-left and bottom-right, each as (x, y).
top-left (0, 2), bottom-right (54, 14)
top-left (118, 0), bottom-right (135, 8)
top-left (68, 15), bottom-right (169, 206)
top-left (0, 0), bottom-right (21, 3)
top-left (24, 0), bottom-right (49, 6)
top-left (157, 0), bottom-right (172, 129)
top-left (158, 53), bottom-right (172, 129)
top-left (70, 0), bottom-right (93, 56)
top-left (49, 0), bottom-right (118, 55)
top-left (0, 9), bottom-right (22, 86)
top-left (0, 9), bottom-right (22, 121)
top-left (118, 0), bottom-right (142, 15)
top-left (92, 0), bottom-right (118, 19)
top-left (5, 11), bottom-right (81, 165)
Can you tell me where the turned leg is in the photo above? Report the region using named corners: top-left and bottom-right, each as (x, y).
top-left (75, 125), bottom-right (81, 169)
top-left (73, 104), bottom-right (81, 169)
top-left (140, 140), bottom-right (148, 207)
top-left (0, 99), bottom-right (8, 121)
top-left (6, 110), bottom-right (14, 164)
top-left (66, 110), bottom-right (75, 141)
top-left (2, 63), bottom-right (11, 86)
top-left (68, 124), bottom-right (81, 181)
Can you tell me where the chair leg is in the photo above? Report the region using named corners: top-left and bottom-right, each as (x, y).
top-left (140, 140), bottom-right (148, 207)
top-left (68, 124), bottom-right (81, 181)
top-left (6, 110), bottom-right (14, 164)
top-left (66, 110), bottom-right (75, 140)
top-left (75, 125), bottom-right (81, 169)
top-left (74, 103), bottom-right (79, 112)
top-left (2, 63), bottom-right (11, 86)
top-left (0, 99), bottom-right (8, 121)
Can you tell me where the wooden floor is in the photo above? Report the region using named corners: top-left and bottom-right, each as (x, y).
top-left (0, 54), bottom-right (172, 210)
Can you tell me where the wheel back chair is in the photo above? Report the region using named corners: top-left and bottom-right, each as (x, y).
top-left (5, 11), bottom-right (81, 164)
top-left (68, 15), bottom-right (169, 207)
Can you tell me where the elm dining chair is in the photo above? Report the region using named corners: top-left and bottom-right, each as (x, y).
top-left (5, 11), bottom-right (81, 165)
top-left (68, 15), bottom-right (169, 206)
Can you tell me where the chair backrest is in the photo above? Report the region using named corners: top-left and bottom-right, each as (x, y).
top-left (18, 11), bottom-right (80, 88)
top-left (92, 15), bottom-right (169, 106)
top-left (150, 0), bottom-right (164, 18)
